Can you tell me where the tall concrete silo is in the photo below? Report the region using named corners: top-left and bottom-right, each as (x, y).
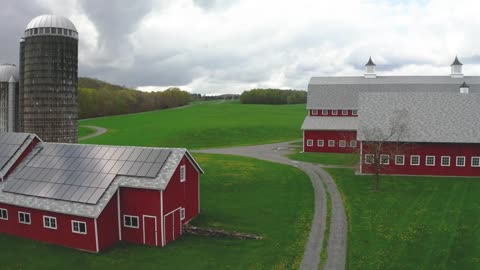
top-left (19, 15), bottom-right (78, 143)
top-left (0, 64), bottom-right (19, 133)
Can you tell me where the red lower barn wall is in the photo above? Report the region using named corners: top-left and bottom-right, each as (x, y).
top-left (96, 191), bottom-right (120, 251)
top-left (304, 130), bottom-right (358, 153)
top-left (361, 142), bottom-right (480, 176)
top-left (0, 203), bottom-right (96, 252)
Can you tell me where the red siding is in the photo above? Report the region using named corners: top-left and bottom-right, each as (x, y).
top-left (0, 203), bottom-right (96, 252)
top-left (309, 109), bottom-right (357, 117)
top-left (361, 142), bottom-right (480, 176)
top-left (96, 191), bottom-right (119, 251)
top-left (304, 130), bottom-right (358, 153)
top-left (120, 187), bottom-right (161, 246)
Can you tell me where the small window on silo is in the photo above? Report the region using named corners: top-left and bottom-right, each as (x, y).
top-left (34, 28), bottom-right (38, 34)
top-left (69, 30), bottom-right (72, 36)
top-left (39, 28), bottom-right (44, 34)
top-left (29, 29), bottom-right (33, 35)
top-left (64, 29), bottom-right (68, 35)
top-left (45, 28), bottom-right (50, 34)
top-left (51, 28), bottom-right (56, 34)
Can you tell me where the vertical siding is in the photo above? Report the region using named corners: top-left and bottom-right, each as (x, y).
top-left (304, 130), bottom-right (358, 153)
top-left (96, 191), bottom-right (119, 251)
top-left (0, 203), bottom-right (96, 252)
top-left (361, 142), bottom-right (480, 176)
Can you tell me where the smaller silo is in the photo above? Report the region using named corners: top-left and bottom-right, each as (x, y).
top-left (0, 64), bottom-right (19, 132)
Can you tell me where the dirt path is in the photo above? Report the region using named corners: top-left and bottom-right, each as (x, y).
top-left (194, 141), bottom-right (347, 270)
top-left (78, 125), bottom-right (107, 141)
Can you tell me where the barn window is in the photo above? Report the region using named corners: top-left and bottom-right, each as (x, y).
top-left (472, 157), bottom-right (480, 167)
top-left (410, 155), bottom-right (420, 166)
top-left (426, 156), bottom-right (435, 166)
top-left (317, 140), bottom-right (324, 147)
top-left (18, 212), bottom-right (31, 224)
top-left (72, 221), bottom-right (87, 234)
top-left (395, 155), bottom-right (404, 165)
top-left (124, 215), bottom-right (139, 228)
top-left (350, 140), bottom-right (357, 148)
top-left (312, 110), bottom-right (318, 115)
top-left (180, 208), bottom-right (186, 221)
top-left (456, 156), bottom-right (465, 167)
top-left (339, 140), bottom-right (346, 148)
top-left (332, 110), bottom-right (338, 115)
top-left (352, 110), bottom-right (358, 115)
top-left (306, 140), bottom-right (313, 146)
top-left (365, 154), bottom-right (374, 164)
top-left (380, 155), bottom-right (390, 165)
top-left (322, 110), bottom-right (328, 115)
top-left (328, 140), bottom-right (335, 147)
top-left (43, 216), bottom-right (57, 230)
top-left (180, 165), bottom-right (186, 182)
top-left (342, 110), bottom-right (348, 115)
top-left (0, 208), bottom-right (7, 220)
top-left (441, 156), bottom-right (450, 166)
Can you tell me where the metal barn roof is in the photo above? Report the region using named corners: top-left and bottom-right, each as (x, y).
top-left (301, 116), bottom-right (358, 131)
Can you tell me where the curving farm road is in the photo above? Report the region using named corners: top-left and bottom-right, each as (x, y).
top-left (194, 142), bottom-right (347, 270)
top-left (78, 125), bottom-right (108, 141)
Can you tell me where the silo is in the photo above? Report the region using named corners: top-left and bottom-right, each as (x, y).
top-left (0, 64), bottom-right (19, 132)
top-left (19, 15), bottom-right (78, 143)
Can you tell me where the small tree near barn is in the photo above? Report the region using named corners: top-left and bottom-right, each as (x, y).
top-left (361, 110), bottom-right (411, 191)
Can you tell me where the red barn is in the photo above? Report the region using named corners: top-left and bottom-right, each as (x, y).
top-left (302, 56), bottom-right (480, 155)
top-left (0, 132), bottom-right (203, 252)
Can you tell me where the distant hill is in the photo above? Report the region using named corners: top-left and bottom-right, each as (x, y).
top-left (78, 77), bottom-right (191, 119)
top-left (240, 89), bottom-right (307, 105)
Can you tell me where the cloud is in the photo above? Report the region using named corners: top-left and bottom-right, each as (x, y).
top-left (1, 0), bottom-right (480, 94)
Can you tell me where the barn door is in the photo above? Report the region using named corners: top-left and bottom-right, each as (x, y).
top-left (164, 209), bottom-right (182, 244)
top-left (143, 215), bottom-right (157, 246)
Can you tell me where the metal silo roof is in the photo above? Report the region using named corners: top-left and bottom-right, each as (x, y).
top-left (26, 14), bottom-right (77, 31)
top-left (0, 64), bottom-right (18, 82)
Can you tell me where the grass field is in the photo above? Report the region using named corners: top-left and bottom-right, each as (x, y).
top-left (328, 168), bottom-right (480, 270)
top-left (0, 154), bottom-right (313, 270)
top-left (78, 126), bottom-right (97, 139)
top-left (288, 151), bottom-right (358, 166)
top-left (78, 101), bottom-right (305, 149)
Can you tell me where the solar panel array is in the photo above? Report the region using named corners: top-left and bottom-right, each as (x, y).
top-left (3, 144), bottom-right (171, 205)
top-left (0, 133), bottom-right (30, 171)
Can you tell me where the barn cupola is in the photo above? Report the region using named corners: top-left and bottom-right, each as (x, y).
top-left (364, 56), bottom-right (376, 78)
top-left (451, 56), bottom-right (463, 78)
top-left (460, 81), bottom-right (469, 94)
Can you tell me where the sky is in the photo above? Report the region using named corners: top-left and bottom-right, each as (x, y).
top-left (1, 0), bottom-right (480, 94)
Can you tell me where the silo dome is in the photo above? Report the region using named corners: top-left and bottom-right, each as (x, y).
top-left (0, 64), bottom-right (18, 82)
top-left (24, 14), bottom-right (78, 39)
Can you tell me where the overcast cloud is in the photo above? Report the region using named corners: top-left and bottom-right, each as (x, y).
top-left (1, 0), bottom-right (480, 94)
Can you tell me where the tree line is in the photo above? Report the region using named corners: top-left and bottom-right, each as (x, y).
top-left (240, 89), bottom-right (306, 104)
top-left (78, 78), bottom-right (191, 119)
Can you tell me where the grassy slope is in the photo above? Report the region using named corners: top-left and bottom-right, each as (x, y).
top-left (79, 101), bottom-right (305, 149)
top-left (288, 152), bottom-right (358, 166)
top-left (78, 126), bottom-right (97, 139)
top-left (328, 168), bottom-right (480, 270)
top-left (0, 154), bottom-right (313, 270)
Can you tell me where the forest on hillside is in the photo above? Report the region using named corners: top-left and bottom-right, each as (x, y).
top-left (78, 78), bottom-right (191, 119)
top-left (240, 89), bottom-right (306, 104)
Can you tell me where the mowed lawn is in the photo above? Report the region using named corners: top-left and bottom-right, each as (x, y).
top-left (328, 168), bottom-right (480, 270)
top-left (0, 154), bottom-right (313, 270)
top-left (79, 101), bottom-right (306, 149)
top-left (78, 126), bottom-right (97, 138)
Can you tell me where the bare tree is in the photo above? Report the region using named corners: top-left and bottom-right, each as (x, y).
top-left (361, 110), bottom-right (412, 191)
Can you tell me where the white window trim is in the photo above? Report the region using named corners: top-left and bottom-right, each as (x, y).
top-left (180, 208), bottom-right (186, 221)
top-left (342, 110), bottom-right (348, 115)
top-left (395, 155), bottom-right (404, 165)
top-left (328, 140), bottom-right (335, 147)
top-left (306, 139), bottom-right (313, 147)
top-left (180, 165), bottom-right (186, 182)
top-left (410, 155), bottom-right (420, 166)
top-left (425, 155), bottom-right (435, 166)
top-left (441, 156), bottom-right (451, 167)
top-left (43, 216), bottom-right (57, 230)
top-left (456, 156), bottom-right (466, 167)
top-left (321, 109), bottom-right (328, 115)
top-left (352, 110), bottom-right (358, 115)
top-left (332, 110), bottom-right (338, 115)
top-left (365, 154), bottom-right (374, 164)
top-left (123, 215), bottom-right (140, 229)
top-left (380, 155), bottom-right (390, 165)
top-left (350, 140), bottom-right (357, 148)
top-left (317, 140), bottom-right (324, 147)
top-left (312, 109), bottom-right (318, 115)
top-left (18, 211), bottom-right (31, 225)
top-left (0, 208), bottom-right (7, 220)
top-left (339, 140), bottom-right (346, 148)
top-left (72, 220), bottom-right (87, 235)
top-left (472, 156), bottom-right (480, 167)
